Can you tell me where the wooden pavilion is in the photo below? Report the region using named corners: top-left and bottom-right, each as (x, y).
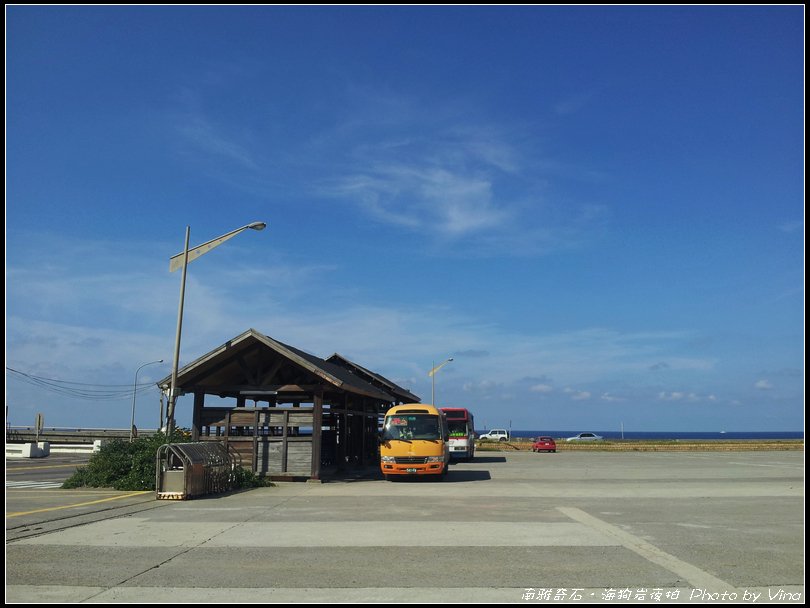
top-left (156, 328), bottom-right (419, 480)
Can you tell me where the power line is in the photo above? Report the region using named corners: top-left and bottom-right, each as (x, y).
top-left (6, 367), bottom-right (161, 401)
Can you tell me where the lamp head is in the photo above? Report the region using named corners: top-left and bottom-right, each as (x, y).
top-left (248, 222), bottom-right (267, 231)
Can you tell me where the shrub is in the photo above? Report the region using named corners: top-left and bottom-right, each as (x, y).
top-left (63, 430), bottom-right (191, 491)
top-left (63, 430), bottom-right (274, 491)
top-left (232, 465), bottom-right (274, 488)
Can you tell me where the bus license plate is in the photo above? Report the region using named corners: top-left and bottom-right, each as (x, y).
top-left (405, 468), bottom-right (417, 473)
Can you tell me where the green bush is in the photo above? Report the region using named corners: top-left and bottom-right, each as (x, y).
top-left (62, 431), bottom-right (274, 491)
top-left (232, 465), bottom-right (274, 488)
top-left (63, 430), bottom-right (191, 491)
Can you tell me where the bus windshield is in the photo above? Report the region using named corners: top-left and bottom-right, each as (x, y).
top-left (382, 414), bottom-right (441, 441)
top-left (448, 421), bottom-right (468, 437)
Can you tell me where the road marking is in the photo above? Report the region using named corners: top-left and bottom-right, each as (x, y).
top-left (6, 481), bottom-right (64, 489)
top-left (6, 491), bottom-right (151, 518)
top-left (557, 507), bottom-right (735, 591)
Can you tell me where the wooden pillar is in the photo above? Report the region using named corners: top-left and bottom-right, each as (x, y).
top-left (360, 399), bottom-right (368, 467)
top-left (281, 410), bottom-right (289, 473)
top-left (338, 394), bottom-right (348, 468)
top-left (361, 399), bottom-right (373, 466)
top-left (311, 391), bottom-right (323, 480)
top-left (191, 391), bottom-right (204, 441)
top-left (253, 408), bottom-right (259, 473)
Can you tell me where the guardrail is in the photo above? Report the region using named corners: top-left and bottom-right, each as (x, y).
top-left (6, 427), bottom-right (159, 444)
top-left (6, 441), bottom-right (104, 458)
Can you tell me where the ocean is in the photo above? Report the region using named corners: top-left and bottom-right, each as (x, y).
top-left (479, 430), bottom-right (804, 441)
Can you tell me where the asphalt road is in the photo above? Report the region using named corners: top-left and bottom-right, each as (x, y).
top-left (5, 450), bottom-right (804, 604)
top-left (6, 452), bottom-right (159, 537)
top-left (6, 452), bottom-right (91, 488)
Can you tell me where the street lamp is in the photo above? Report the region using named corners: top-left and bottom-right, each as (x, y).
top-left (428, 357), bottom-right (454, 406)
top-left (130, 359), bottom-right (163, 442)
top-left (164, 222), bottom-right (267, 437)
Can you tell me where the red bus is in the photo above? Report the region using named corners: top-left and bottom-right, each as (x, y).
top-left (440, 407), bottom-right (475, 461)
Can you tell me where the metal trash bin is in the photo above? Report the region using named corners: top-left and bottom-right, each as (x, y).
top-left (156, 442), bottom-right (234, 500)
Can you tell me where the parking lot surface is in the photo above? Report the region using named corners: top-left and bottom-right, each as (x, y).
top-left (5, 450), bottom-right (804, 603)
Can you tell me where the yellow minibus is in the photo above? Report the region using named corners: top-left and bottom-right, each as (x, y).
top-left (379, 404), bottom-right (450, 480)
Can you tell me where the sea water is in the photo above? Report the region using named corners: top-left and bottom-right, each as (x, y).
top-left (477, 430), bottom-right (804, 440)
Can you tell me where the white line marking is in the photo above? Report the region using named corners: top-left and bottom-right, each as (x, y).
top-left (6, 481), bottom-right (63, 489)
top-left (557, 506), bottom-right (735, 591)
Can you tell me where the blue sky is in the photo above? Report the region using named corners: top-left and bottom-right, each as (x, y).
top-left (6, 6), bottom-right (804, 433)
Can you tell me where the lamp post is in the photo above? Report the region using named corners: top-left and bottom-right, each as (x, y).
top-left (428, 357), bottom-right (454, 406)
top-left (164, 222), bottom-right (267, 437)
top-left (130, 359), bottom-right (163, 442)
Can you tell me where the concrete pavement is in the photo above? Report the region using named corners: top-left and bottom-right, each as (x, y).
top-left (5, 450), bottom-right (804, 603)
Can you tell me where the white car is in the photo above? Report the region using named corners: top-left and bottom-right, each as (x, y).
top-left (566, 432), bottom-right (603, 442)
top-left (478, 429), bottom-right (510, 442)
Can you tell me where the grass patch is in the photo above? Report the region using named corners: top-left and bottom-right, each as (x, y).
top-left (476, 439), bottom-right (804, 452)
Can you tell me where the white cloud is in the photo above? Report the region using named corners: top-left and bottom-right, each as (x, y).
top-left (5, 235), bottom-right (737, 428)
top-left (305, 94), bottom-right (611, 255)
top-left (754, 379), bottom-right (773, 390)
top-left (8, 245), bottom-right (714, 394)
top-left (462, 379), bottom-right (501, 393)
top-left (657, 391), bottom-right (718, 403)
top-left (564, 388), bottom-right (591, 401)
top-left (334, 163), bottom-right (510, 237)
top-left (167, 87), bottom-right (611, 257)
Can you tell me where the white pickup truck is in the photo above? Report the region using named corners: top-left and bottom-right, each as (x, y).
top-left (478, 429), bottom-right (509, 442)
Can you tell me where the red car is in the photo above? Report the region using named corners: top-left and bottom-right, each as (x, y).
top-left (532, 436), bottom-right (557, 453)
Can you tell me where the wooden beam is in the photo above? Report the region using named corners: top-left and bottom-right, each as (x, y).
top-left (236, 354), bottom-right (257, 385)
top-left (258, 358), bottom-right (284, 385)
top-left (176, 341), bottom-right (264, 388)
top-left (190, 384), bottom-right (327, 394)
